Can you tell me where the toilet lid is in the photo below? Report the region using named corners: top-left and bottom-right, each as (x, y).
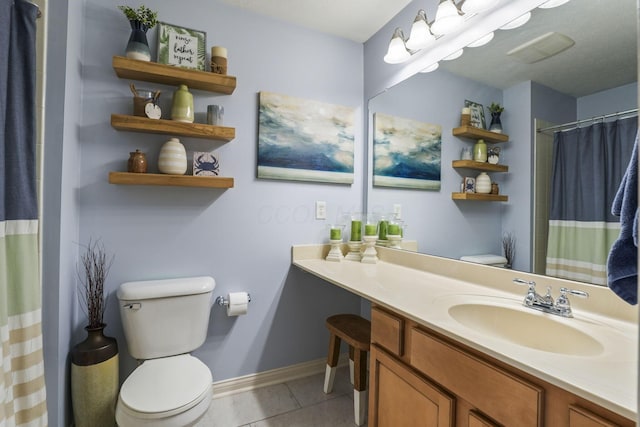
top-left (120, 354), bottom-right (212, 414)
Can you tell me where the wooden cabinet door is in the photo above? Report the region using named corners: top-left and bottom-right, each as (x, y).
top-left (469, 410), bottom-right (500, 427)
top-left (369, 344), bottom-right (454, 427)
top-left (569, 405), bottom-right (621, 427)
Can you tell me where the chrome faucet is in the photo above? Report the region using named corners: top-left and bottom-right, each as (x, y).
top-left (513, 278), bottom-right (589, 318)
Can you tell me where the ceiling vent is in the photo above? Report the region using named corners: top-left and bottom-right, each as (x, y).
top-left (507, 32), bottom-right (575, 64)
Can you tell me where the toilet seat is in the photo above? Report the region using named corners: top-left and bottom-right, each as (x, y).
top-left (119, 354), bottom-right (212, 419)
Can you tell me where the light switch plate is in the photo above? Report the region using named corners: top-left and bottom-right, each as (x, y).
top-left (393, 204), bottom-right (402, 219)
top-left (316, 201), bottom-right (327, 220)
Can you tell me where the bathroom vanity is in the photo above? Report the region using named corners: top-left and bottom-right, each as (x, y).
top-left (292, 245), bottom-right (637, 426)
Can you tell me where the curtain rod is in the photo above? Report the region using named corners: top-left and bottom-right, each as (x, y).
top-left (536, 108), bottom-right (638, 133)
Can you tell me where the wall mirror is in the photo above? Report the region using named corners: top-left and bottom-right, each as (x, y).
top-left (366, 0), bottom-right (638, 286)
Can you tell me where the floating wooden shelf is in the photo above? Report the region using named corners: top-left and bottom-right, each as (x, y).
top-left (111, 114), bottom-right (235, 141)
top-left (113, 56), bottom-right (236, 94)
top-left (452, 192), bottom-right (508, 202)
top-left (109, 172), bottom-right (234, 188)
top-left (452, 160), bottom-right (509, 172)
top-left (452, 126), bottom-right (509, 143)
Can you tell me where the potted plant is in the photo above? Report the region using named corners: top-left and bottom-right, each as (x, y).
top-left (118, 5), bottom-right (158, 61)
top-left (71, 239), bottom-right (119, 427)
top-left (488, 102), bottom-right (504, 133)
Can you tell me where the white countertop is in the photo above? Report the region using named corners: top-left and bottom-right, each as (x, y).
top-left (292, 244), bottom-right (638, 421)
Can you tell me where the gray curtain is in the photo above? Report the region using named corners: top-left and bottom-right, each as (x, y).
top-left (546, 116), bottom-right (637, 284)
top-left (0, 0), bottom-right (48, 425)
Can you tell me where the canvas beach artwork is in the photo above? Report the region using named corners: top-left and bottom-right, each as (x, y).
top-left (257, 92), bottom-right (355, 184)
top-left (373, 113), bottom-right (442, 190)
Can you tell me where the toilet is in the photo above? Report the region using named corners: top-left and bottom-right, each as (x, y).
top-left (115, 276), bottom-right (216, 427)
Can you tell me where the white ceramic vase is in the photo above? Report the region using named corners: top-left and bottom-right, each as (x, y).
top-left (158, 138), bottom-right (187, 175)
top-left (476, 172), bottom-right (491, 194)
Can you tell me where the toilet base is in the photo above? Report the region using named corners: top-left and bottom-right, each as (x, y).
top-left (115, 386), bottom-right (212, 427)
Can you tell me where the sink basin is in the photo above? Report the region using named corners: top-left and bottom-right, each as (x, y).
top-left (448, 302), bottom-right (605, 356)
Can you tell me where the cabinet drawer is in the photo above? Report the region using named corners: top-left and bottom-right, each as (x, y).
top-left (371, 306), bottom-right (404, 356)
top-left (410, 327), bottom-right (543, 427)
top-left (569, 405), bottom-right (621, 427)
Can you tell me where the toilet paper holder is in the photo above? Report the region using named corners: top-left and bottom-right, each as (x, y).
top-left (215, 293), bottom-right (251, 307)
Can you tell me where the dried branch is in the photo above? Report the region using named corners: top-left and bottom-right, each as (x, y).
top-left (77, 239), bottom-right (114, 329)
top-left (502, 232), bottom-right (516, 268)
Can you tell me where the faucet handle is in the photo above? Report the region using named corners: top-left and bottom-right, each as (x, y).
top-left (513, 278), bottom-right (536, 291)
top-left (555, 287), bottom-right (589, 316)
top-left (559, 287), bottom-right (589, 299)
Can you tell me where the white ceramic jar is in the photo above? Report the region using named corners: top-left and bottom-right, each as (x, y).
top-left (476, 172), bottom-right (491, 194)
top-left (158, 138), bottom-right (187, 175)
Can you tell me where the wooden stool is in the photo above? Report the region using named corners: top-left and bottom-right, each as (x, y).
top-left (323, 314), bottom-right (371, 426)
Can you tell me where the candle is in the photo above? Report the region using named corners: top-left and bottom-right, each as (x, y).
top-left (365, 224), bottom-right (377, 236)
top-left (330, 227), bottom-right (342, 240)
top-left (210, 46), bottom-right (228, 59)
top-left (388, 224), bottom-right (401, 235)
top-left (350, 220), bottom-right (362, 241)
top-left (378, 220), bottom-right (388, 240)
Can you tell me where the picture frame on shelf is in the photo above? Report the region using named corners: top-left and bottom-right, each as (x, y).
top-left (464, 100), bottom-right (486, 129)
top-left (157, 22), bottom-right (206, 71)
top-left (464, 177), bottom-right (475, 193)
top-left (193, 152), bottom-right (220, 176)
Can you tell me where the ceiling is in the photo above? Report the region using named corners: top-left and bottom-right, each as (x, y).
top-left (439, 0), bottom-right (637, 97)
top-left (219, 0), bottom-right (637, 98)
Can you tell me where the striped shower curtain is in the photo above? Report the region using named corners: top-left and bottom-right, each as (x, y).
top-left (546, 117), bottom-right (637, 285)
top-left (0, 1), bottom-right (48, 425)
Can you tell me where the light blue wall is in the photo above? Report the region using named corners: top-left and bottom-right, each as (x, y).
top-left (368, 70), bottom-right (505, 258)
top-left (577, 82), bottom-right (638, 119)
top-left (42, 1), bottom-right (364, 425)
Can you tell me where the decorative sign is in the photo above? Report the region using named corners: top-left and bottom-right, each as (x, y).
top-left (157, 22), bottom-right (206, 71)
top-left (464, 99), bottom-right (486, 129)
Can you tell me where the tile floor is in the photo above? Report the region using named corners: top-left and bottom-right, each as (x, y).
top-left (195, 366), bottom-right (366, 427)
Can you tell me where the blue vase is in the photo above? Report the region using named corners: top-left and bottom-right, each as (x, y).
top-left (125, 20), bottom-right (151, 61)
top-left (489, 112), bottom-right (503, 133)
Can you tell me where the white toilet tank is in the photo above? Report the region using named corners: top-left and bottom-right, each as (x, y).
top-left (117, 276), bottom-right (215, 360)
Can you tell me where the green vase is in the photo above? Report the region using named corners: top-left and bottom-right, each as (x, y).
top-left (473, 139), bottom-right (487, 162)
top-left (171, 84), bottom-right (194, 123)
top-left (71, 325), bottom-right (119, 427)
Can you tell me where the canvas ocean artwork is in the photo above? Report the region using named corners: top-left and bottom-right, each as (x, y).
top-left (257, 91), bottom-right (355, 184)
top-left (373, 112), bottom-right (442, 190)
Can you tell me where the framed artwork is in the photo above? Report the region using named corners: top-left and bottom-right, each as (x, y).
top-left (464, 100), bottom-right (486, 129)
top-left (464, 177), bottom-right (476, 193)
top-left (373, 113), bottom-right (442, 190)
top-left (257, 91), bottom-right (355, 184)
top-left (157, 22), bottom-right (206, 71)
top-left (193, 152), bottom-right (220, 176)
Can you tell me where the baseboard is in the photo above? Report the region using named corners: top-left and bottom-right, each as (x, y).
top-left (212, 353), bottom-right (349, 398)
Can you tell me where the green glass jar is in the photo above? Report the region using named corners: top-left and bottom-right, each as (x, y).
top-left (473, 139), bottom-right (487, 162)
top-left (171, 84), bottom-right (194, 123)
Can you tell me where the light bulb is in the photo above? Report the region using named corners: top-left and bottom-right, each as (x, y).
top-left (431, 0), bottom-right (464, 36)
top-left (383, 28), bottom-right (410, 64)
top-left (443, 49), bottom-right (463, 60)
top-left (461, 0), bottom-right (499, 14)
top-left (406, 10), bottom-right (435, 51)
top-left (420, 63), bottom-right (440, 73)
top-left (467, 32), bottom-right (494, 48)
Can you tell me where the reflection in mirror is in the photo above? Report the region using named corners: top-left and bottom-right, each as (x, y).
top-left (366, 0), bottom-right (638, 286)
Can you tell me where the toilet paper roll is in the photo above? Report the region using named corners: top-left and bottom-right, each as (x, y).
top-left (226, 292), bottom-right (249, 316)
